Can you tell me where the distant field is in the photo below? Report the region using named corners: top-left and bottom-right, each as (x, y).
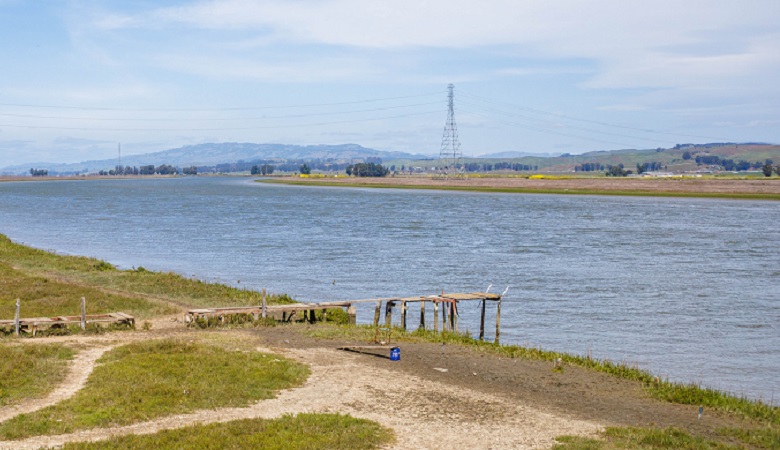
top-left (263, 175), bottom-right (780, 200)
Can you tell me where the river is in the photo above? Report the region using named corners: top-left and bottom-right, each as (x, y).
top-left (1, 177), bottom-right (778, 403)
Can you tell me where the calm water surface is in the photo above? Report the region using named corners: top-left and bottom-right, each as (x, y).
top-left (1, 177), bottom-right (778, 403)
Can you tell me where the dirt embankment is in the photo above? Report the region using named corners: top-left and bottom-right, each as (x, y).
top-left (279, 176), bottom-right (780, 196)
top-left (0, 324), bottom-right (761, 449)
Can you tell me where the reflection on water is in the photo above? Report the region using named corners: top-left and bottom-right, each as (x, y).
top-left (0, 177), bottom-right (778, 403)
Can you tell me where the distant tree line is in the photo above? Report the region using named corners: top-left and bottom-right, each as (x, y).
top-left (346, 162), bottom-right (389, 177)
top-left (693, 155), bottom-right (767, 171)
top-left (29, 168), bottom-right (48, 177)
top-left (574, 162), bottom-right (606, 172)
top-left (605, 164), bottom-right (632, 177)
top-left (635, 162), bottom-right (667, 174)
top-left (96, 164), bottom-right (185, 176)
top-left (463, 162), bottom-right (539, 172)
top-left (250, 164), bottom-right (275, 175)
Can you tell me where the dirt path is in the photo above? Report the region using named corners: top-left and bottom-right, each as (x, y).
top-left (0, 345), bottom-right (113, 424)
top-left (0, 345), bottom-right (602, 450)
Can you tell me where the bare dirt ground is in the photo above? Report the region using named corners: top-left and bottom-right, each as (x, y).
top-left (287, 175), bottom-right (780, 195)
top-left (0, 324), bottom-right (756, 450)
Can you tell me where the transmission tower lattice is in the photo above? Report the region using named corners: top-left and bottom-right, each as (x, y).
top-left (437, 84), bottom-right (463, 178)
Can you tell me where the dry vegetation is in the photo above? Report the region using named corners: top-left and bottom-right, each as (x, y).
top-left (266, 175), bottom-right (780, 200)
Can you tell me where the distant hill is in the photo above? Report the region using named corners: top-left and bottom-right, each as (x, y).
top-left (0, 143), bottom-right (426, 175)
top-left (4, 141), bottom-right (777, 176)
top-left (477, 151), bottom-right (560, 158)
top-left (386, 143), bottom-right (779, 173)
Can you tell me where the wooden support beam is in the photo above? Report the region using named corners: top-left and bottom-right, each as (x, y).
top-left (479, 299), bottom-right (486, 341)
top-left (495, 297), bottom-right (502, 344)
top-left (400, 301), bottom-right (407, 331)
top-left (14, 298), bottom-right (20, 336)
top-left (347, 305), bottom-right (357, 325)
top-left (419, 300), bottom-right (425, 330)
top-left (374, 301), bottom-right (382, 327)
top-left (433, 301), bottom-right (439, 332)
top-left (261, 293), bottom-right (267, 319)
top-left (441, 301), bottom-right (448, 332)
top-left (385, 301), bottom-right (394, 328)
top-left (80, 297), bottom-right (86, 331)
top-left (449, 302), bottom-right (456, 332)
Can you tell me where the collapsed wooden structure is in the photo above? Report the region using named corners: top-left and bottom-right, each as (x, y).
top-left (185, 291), bottom-right (504, 342)
top-left (185, 301), bottom-right (357, 325)
top-left (1, 298), bottom-right (135, 337)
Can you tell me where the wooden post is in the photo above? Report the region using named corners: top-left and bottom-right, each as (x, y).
top-left (400, 301), bottom-right (407, 331)
top-left (441, 301), bottom-right (448, 332)
top-left (385, 301), bottom-right (394, 328)
top-left (495, 297), bottom-right (502, 344)
top-left (479, 299), bottom-right (486, 341)
top-left (80, 297), bottom-right (86, 331)
top-left (347, 305), bottom-right (357, 325)
top-left (373, 301), bottom-right (382, 327)
top-left (14, 298), bottom-right (20, 336)
top-left (419, 300), bottom-right (426, 330)
top-left (261, 293), bottom-right (267, 319)
top-left (449, 302), bottom-right (456, 332)
top-left (433, 301), bottom-right (439, 332)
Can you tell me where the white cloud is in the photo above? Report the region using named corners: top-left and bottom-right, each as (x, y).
top-left (89, 0), bottom-right (780, 93)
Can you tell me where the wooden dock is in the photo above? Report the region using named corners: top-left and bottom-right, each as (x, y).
top-left (185, 301), bottom-right (357, 325)
top-left (0, 312), bottom-right (135, 336)
top-left (186, 291), bottom-right (504, 342)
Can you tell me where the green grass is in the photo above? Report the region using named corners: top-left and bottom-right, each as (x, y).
top-left (60, 413), bottom-right (394, 450)
top-left (553, 426), bottom-right (780, 450)
top-left (262, 178), bottom-right (780, 201)
top-left (0, 234), bottom-right (294, 317)
top-left (306, 324), bottom-right (780, 425)
top-left (0, 343), bottom-right (74, 407)
top-left (0, 262), bottom-right (173, 321)
top-left (0, 338), bottom-right (309, 440)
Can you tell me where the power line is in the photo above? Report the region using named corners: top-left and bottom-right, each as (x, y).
top-left (0, 91), bottom-right (444, 113)
top-left (457, 89), bottom-right (735, 143)
top-left (0, 110), bottom-right (441, 132)
top-left (0, 101), bottom-right (442, 122)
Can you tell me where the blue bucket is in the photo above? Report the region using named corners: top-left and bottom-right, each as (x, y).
top-left (390, 347), bottom-right (400, 361)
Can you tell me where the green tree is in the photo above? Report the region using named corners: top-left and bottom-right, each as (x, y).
top-left (299, 163), bottom-right (311, 175)
top-left (682, 150), bottom-right (692, 160)
top-left (761, 163), bottom-right (773, 177)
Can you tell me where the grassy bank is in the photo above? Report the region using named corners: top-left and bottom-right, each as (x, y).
top-left (0, 343), bottom-right (74, 407)
top-left (0, 337), bottom-right (309, 440)
top-left (0, 234), bottom-right (294, 323)
top-left (261, 178), bottom-right (780, 201)
top-left (60, 413), bottom-right (394, 450)
top-left (554, 426), bottom-right (779, 450)
top-left (307, 324), bottom-right (779, 425)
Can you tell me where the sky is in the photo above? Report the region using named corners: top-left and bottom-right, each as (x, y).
top-left (1, 0), bottom-right (779, 167)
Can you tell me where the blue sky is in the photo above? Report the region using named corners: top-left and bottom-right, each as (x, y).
top-left (1, 0), bottom-right (779, 166)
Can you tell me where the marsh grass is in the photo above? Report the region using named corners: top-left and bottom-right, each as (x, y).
top-left (0, 262), bottom-right (173, 321)
top-left (60, 413), bottom-right (394, 450)
top-left (306, 324), bottom-right (779, 425)
top-left (0, 338), bottom-right (309, 440)
top-left (554, 426), bottom-right (780, 450)
top-left (0, 234), bottom-right (293, 318)
top-left (0, 343), bottom-right (74, 407)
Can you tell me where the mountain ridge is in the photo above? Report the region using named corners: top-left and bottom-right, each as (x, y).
top-left (1, 142), bottom-right (426, 175)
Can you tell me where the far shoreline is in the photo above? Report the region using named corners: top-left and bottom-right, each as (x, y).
top-left (260, 175), bottom-right (780, 201)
